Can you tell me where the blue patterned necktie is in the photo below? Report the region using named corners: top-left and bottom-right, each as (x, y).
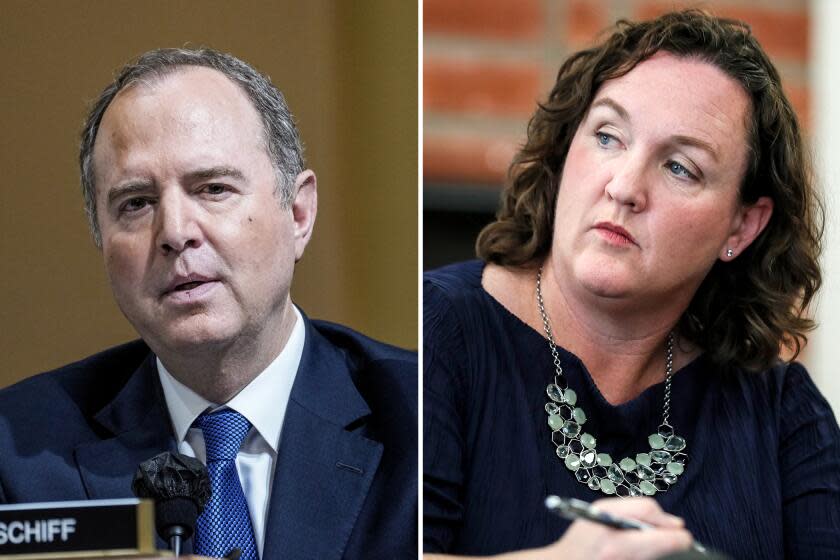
top-left (193, 410), bottom-right (259, 560)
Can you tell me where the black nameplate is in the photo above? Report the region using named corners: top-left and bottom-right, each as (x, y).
top-left (0, 498), bottom-right (155, 558)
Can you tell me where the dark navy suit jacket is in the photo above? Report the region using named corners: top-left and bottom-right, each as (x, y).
top-left (0, 316), bottom-right (417, 560)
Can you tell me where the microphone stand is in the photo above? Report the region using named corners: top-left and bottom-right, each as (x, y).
top-left (168, 525), bottom-right (186, 557)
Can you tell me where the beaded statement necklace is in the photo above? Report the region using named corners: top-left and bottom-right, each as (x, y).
top-left (537, 269), bottom-right (688, 497)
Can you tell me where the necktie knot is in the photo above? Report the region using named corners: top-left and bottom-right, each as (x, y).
top-left (195, 409), bottom-right (252, 462)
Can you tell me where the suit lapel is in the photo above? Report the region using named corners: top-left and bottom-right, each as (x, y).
top-left (74, 354), bottom-right (177, 551)
top-left (74, 353), bottom-right (176, 498)
top-left (263, 316), bottom-right (383, 560)
top-left (71, 318), bottom-right (383, 559)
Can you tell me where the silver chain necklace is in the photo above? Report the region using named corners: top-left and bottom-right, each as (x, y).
top-left (537, 268), bottom-right (688, 497)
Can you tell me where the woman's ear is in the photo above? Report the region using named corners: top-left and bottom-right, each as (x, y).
top-left (720, 196), bottom-right (773, 260)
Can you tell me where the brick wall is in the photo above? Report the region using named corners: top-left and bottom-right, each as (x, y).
top-left (424, 0), bottom-right (811, 188)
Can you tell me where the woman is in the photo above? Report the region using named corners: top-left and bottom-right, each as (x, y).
top-left (424, 10), bottom-right (839, 560)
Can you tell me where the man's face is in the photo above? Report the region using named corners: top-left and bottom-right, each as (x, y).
top-left (92, 67), bottom-right (315, 357)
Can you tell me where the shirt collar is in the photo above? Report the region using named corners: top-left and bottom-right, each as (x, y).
top-left (157, 305), bottom-right (306, 453)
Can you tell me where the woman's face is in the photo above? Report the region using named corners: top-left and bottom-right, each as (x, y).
top-left (550, 51), bottom-right (771, 310)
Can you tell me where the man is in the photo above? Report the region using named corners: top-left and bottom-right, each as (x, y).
top-left (0, 48), bottom-right (416, 560)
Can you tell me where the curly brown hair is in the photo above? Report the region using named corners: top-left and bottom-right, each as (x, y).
top-left (476, 10), bottom-right (823, 371)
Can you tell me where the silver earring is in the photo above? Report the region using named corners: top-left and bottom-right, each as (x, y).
top-left (726, 248), bottom-right (734, 258)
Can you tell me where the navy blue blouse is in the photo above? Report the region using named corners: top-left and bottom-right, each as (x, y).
top-left (424, 260), bottom-right (840, 559)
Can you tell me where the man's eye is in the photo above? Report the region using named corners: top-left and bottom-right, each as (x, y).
top-left (205, 184), bottom-right (228, 195)
top-left (666, 160), bottom-right (698, 180)
top-left (120, 197), bottom-right (150, 213)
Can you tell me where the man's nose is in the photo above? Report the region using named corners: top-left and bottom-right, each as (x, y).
top-left (154, 193), bottom-right (202, 255)
top-left (604, 154), bottom-right (648, 212)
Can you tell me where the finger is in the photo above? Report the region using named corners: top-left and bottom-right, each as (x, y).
top-left (601, 527), bottom-right (693, 560)
top-left (593, 497), bottom-right (685, 528)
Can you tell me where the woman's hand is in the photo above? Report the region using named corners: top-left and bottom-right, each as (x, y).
top-left (424, 498), bottom-right (693, 560)
top-left (543, 497), bottom-right (693, 559)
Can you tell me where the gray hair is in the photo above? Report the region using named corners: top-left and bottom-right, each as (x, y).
top-left (79, 47), bottom-right (304, 247)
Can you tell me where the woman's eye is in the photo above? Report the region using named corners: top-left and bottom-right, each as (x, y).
top-left (596, 132), bottom-right (614, 147)
top-left (666, 161), bottom-right (698, 180)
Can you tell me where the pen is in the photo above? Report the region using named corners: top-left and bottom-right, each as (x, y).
top-left (545, 495), bottom-right (709, 555)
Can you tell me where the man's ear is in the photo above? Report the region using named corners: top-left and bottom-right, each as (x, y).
top-left (291, 170), bottom-right (317, 261)
top-left (720, 196), bottom-right (773, 261)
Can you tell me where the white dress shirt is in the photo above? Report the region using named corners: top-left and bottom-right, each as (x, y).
top-left (157, 305), bottom-right (305, 557)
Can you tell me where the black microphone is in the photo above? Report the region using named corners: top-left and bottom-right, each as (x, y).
top-left (131, 451), bottom-right (211, 556)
